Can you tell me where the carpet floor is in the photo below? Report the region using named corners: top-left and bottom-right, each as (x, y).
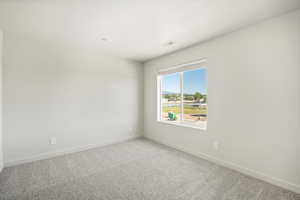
top-left (0, 138), bottom-right (299, 200)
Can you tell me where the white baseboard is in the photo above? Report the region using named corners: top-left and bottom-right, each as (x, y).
top-left (4, 135), bottom-right (141, 168)
top-left (145, 136), bottom-right (300, 194)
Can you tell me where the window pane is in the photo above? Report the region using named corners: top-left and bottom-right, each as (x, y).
top-left (183, 68), bottom-right (207, 125)
top-left (161, 73), bottom-right (181, 122)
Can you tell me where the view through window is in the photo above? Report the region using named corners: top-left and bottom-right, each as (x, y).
top-left (159, 67), bottom-right (207, 129)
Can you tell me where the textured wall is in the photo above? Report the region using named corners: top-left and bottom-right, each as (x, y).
top-left (144, 10), bottom-right (300, 192)
top-left (3, 33), bottom-right (144, 164)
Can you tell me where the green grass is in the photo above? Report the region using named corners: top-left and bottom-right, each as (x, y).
top-left (162, 105), bottom-right (207, 115)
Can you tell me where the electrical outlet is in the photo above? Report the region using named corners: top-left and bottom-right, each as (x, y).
top-left (49, 137), bottom-right (57, 145)
top-left (213, 140), bottom-right (220, 151)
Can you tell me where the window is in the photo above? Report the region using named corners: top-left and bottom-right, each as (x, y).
top-left (157, 61), bottom-right (207, 130)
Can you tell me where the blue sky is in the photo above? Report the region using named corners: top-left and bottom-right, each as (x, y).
top-left (162, 68), bottom-right (207, 95)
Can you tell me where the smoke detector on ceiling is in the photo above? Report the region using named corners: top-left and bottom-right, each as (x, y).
top-left (165, 41), bottom-right (175, 46)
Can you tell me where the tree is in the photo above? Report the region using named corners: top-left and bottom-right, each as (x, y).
top-left (202, 95), bottom-right (207, 103)
top-left (194, 92), bottom-right (203, 102)
top-left (164, 94), bottom-right (170, 100)
top-left (184, 95), bottom-right (194, 101)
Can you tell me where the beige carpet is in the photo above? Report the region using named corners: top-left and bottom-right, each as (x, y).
top-left (0, 138), bottom-right (299, 200)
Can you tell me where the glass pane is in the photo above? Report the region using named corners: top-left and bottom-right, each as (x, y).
top-left (161, 73), bottom-right (181, 122)
top-left (162, 103), bottom-right (181, 121)
top-left (183, 68), bottom-right (207, 126)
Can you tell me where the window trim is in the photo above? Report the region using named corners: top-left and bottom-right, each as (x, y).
top-left (157, 120), bottom-right (207, 130)
top-left (157, 60), bottom-right (207, 131)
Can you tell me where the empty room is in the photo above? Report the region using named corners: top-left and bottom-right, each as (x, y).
top-left (0, 0), bottom-right (300, 199)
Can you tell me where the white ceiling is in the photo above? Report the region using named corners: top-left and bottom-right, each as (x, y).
top-left (0, 0), bottom-right (299, 62)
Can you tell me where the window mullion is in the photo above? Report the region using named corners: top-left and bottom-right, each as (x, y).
top-left (180, 72), bottom-right (184, 122)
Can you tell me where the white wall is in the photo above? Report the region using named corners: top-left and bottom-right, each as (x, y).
top-left (144, 10), bottom-right (300, 193)
top-left (3, 32), bottom-right (144, 166)
top-left (0, 30), bottom-right (3, 172)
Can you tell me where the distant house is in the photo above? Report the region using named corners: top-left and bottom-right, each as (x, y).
top-left (200, 103), bottom-right (207, 108)
top-left (162, 98), bottom-right (168, 103)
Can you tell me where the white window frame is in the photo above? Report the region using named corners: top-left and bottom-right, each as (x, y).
top-left (157, 59), bottom-right (207, 130)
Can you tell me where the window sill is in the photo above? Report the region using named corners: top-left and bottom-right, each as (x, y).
top-left (157, 120), bottom-right (207, 131)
